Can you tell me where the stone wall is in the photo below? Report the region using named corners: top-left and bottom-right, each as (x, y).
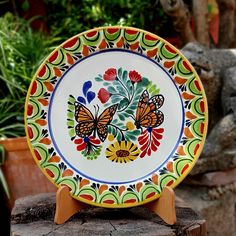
top-left (177, 43), bottom-right (236, 236)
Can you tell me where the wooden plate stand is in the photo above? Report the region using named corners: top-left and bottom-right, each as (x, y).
top-left (54, 185), bottom-right (176, 225)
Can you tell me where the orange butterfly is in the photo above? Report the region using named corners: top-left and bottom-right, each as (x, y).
top-left (74, 102), bottom-right (118, 142)
top-left (135, 90), bottom-right (164, 129)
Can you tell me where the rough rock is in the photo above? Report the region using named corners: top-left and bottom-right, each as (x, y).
top-left (185, 168), bottom-right (236, 186)
top-left (182, 43), bottom-right (221, 131)
top-left (176, 183), bottom-right (236, 236)
top-left (181, 43), bottom-right (236, 174)
top-left (189, 149), bottom-right (236, 175)
top-left (201, 113), bottom-right (236, 157)
top-left (182, 43), bottom-right (236, 131)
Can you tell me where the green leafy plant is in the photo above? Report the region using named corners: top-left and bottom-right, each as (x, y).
top-left (44, 0), bottom-right (168, 40)
top-left (0, 12), bottom-right (60, 138)
top-left (0, 144), bottom-right (9, 199)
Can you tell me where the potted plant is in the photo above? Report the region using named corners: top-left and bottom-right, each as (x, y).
top-left (0, 13), bottom-right (57, 207)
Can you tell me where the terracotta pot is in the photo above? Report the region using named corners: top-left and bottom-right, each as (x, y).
top-left (0, 137), bottom-right (56, 207)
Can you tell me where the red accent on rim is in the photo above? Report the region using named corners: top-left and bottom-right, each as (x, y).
top-left (181, 164), bottom-right (189, 175)
top-left (46, 169), bottom-right (55, 178)
top-left (146, 192), bottom-right (156, 199)
top-left (166, 180), bottom-right (174, 186)
top-left (38, 65), bottom-right (46, 77)
top-left (124, 199), bottom-right (137, 203)
top-left (27, 127), bottom-right (33, 139)
top-left (86, 30), bottom-right (97, 37)
top-left (165, 44), bottom-right (176, 54)
top-left (48, 51), bottom-right (58, 63)
top-left (200, 122), bottom-right (205, 134)
top-left (200, 100), bottom-right (205, 113)
top-left (194, 143), bottom-right (200, 155)
top-left (34, 149), bottom-right (41, 161)
top-left (125, 29), bottom-right (138, 35)
top-left (194, 80), bottom-right (201, 91)
top-left (80, 194), bottom-right (94, 201)
top-left (63, 37), bottom-right (78, 48)
top-left (30, 81), bottom-right (37, 95)
top-left (183, 60), bottom-right (191, 71)
top-left (107, 28), bottom-right (119, 34)
top-left (27, 104), bottom-right (33, 116)
top-left (145, 34), bottom-right (158, 41)
top-left (103, 199), bottom-right (115, 204)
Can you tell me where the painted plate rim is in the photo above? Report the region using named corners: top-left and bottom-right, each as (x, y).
top-left (25, 26), bottom-right (208, 208)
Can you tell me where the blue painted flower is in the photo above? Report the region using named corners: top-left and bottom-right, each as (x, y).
top-left (77, 81), bottom-right (95, 104)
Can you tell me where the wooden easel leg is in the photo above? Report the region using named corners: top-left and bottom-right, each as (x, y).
top-left (54, 185), bottom-right (88, 224)
top-left (145, 186), bottom-right (176, 225)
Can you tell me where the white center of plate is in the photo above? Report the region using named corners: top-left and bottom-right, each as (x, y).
top-left (49, 50), bottom-right (184, 184)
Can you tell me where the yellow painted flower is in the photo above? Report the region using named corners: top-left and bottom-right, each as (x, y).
top-left (126, 121), bottom-right (135, 130)
top-left (105, 141), bottom-right (140, 163)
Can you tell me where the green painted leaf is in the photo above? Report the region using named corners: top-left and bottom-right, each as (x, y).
top-left (118, 67), bottom-right (122, 78)
top-left (108, 86), bottom-right (117, 94)
top-left (131, 130), bottom-right (141, 136)
top-left (118, 97), bottom-right (129, 110)
top-left (117, 132), bottom-right (122, 141)
top-left (146, 81), bottom-right (160, 96)
top-left (68, 104), bottom-right (75, 111)
top-left (122, 70), bottom-right (128, 84)
top-left (149, 85), bottom-right (156, 93)
top-left (151, 88), bottom-right (160, 96)
top-left (113, 80), bottom-right (121, 87)
top-left (95, 77), bottom-right (103, 82)
top-left (117, 122), bottom-right (125, 128)
top-left (118, 113), bottom-right (125, 121)
top-left (103, 82), bottom-right (110, 86)
top-left (135, 87), bottom-right (144, 95)
top-left (111, 95), bottom-right (121, 104)
top-left (69, 129), bottom-right (76, 138)
top-left (116, 85), bottom-right (126, 94)
top-left (130, 105), bottom-right (137, 110)
top-left (146, 82), bottom-right (152, 90)
top-left (69, 95), bottom-right (76, 103)
top-left (141, 77), bottom-right (149, 86)
top-left (108, 126), bottom-right (117, 136)
top-left (128, 135), bottom-right (137, 141)
top-left (112, 119), bottom-right (118, 124)
top-left (67, 120), bottom-right (74, 127)
top-left (125, 109), bottom-right (134, 115)
top-left (67, 112), bottom-right (74, 119)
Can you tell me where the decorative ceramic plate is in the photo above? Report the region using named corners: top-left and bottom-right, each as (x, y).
top-left (25, 26), bottom-right (208, 208)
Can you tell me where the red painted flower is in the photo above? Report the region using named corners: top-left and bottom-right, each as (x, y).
top-left (74, 136), bottom-right (101, 151)
top-left (129, 70), bottom-right (142, 83)
top-left (98, 88), bottom-right (111, 103)
top-left (138, 128), bottom-right (164, 158)
top-left (103, 68), bottom-right (117, 81)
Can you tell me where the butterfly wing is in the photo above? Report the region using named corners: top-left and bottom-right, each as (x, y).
top-left (97, 104), bottom-right (118, 142)
top-left (136, 90), bottom-right (164, 128)
top-left (149, 94), bottom-right (164, 109)
top-left (155, 110), bottom-right (164, 126)
top-left (96, 123), bottom-right (108, 142)
top-left (74, 102), bottom-right (95, 138)
top-left (139, 110), bottom-right (164, 128)
top-left (135, 90), bottom-right (150, 128)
